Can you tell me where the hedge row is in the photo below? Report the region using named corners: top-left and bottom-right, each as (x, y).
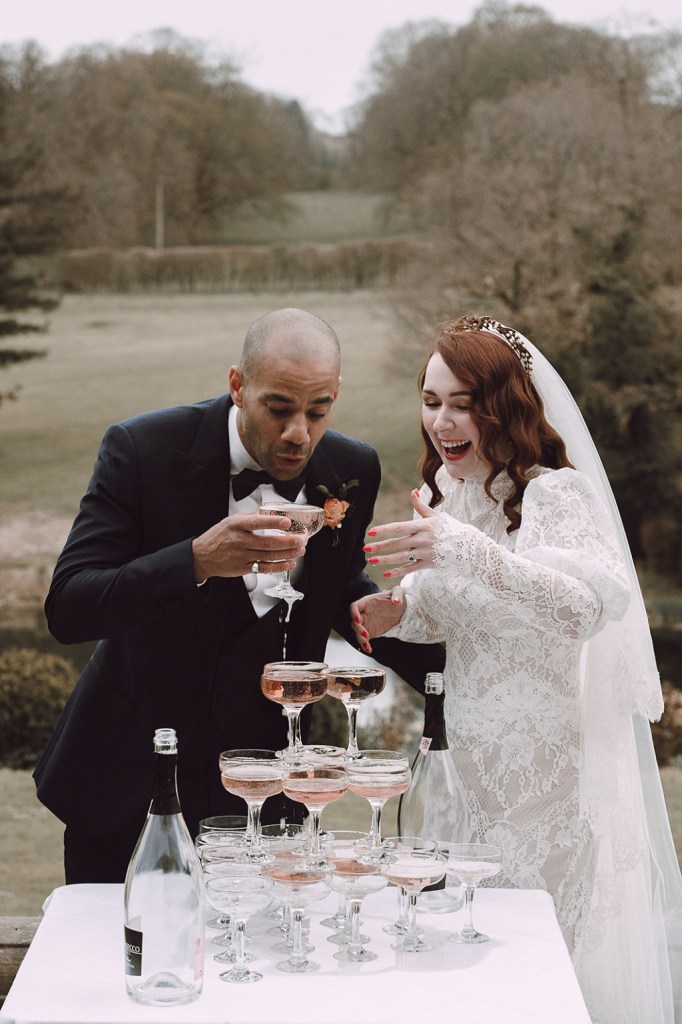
top-left (53, 239), bottom-right (424, 294)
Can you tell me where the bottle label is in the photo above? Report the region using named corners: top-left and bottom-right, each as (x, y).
top-left (124, 926), bottom-right (143, 976)
top-left (419, 736), bottom-right (433, 755)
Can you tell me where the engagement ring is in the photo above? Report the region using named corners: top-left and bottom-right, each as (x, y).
top-left (406, 549), bottom-right (417, 565)
top-left (251, 561), bottom-right (260, 574)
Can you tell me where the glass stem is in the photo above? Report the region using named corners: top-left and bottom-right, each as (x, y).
top-left (369, 799), bottom-right (385, 846)
top-left (246, 801), bottom-right (264, 846)
top-left (346, 706), bottom-right (360, 757)
top-left (347, 899), bottom-right (363, 954)
top-left (463, 884), bottom-right (476, 935)
top-left (289, 907), bottom-right (307, 968)
top-left (285, 710), bottom-right (299, 759)
top-left (396, 887), bottom-right (409, 931)
top-left (405, 893), bottom-right (419, 948)
top-left (308, 808), bottom-right (322, 856)
top-left (341, 897), bottom-right (352, 941)
top-left (233, 918), bottom-right (246, 970)
top-left (294, 713), bottom-right (303, 753)
top-left (333, 892), bottom-right (346, 926)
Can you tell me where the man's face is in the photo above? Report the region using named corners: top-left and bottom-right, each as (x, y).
top-left (229, 340), bottom-right (341, 480)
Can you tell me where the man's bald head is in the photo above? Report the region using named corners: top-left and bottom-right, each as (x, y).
top-left (240, 308), bottom-right (340, 380)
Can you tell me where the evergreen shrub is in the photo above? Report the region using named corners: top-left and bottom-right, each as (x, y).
top-left (0, 647), bottom-right (77, 768)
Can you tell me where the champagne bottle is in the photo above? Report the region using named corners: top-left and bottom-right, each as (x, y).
top-left (124, 728), bottom-right (205, 1005)
top-left (397, 671), bottom-right (467, 912)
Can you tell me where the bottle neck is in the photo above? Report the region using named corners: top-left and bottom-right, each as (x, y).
top-left (149, 751), bottom-right (182, 815)
top-left (422, 692), bottom-right (448, 751)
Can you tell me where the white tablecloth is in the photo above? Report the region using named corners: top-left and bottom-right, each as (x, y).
top-left (1, 884), bottom-right (590, 1024)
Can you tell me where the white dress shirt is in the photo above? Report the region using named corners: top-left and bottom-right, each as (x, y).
top-left (228, 405), bottom-right (307, 617)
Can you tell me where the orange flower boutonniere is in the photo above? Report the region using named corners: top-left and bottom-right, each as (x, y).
top-left (316, 479), bottom-right (359, 546)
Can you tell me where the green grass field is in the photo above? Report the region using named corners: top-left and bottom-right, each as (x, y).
top-left (207, 190), bottom-right (420, 245)
top-left (0, 290), bottom-right (424, 521)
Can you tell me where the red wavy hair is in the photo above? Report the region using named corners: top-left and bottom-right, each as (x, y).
top-left (419, 320), bottom-right (572, 532)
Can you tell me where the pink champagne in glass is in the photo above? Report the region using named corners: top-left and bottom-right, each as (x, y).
top-left (261, 664), bottom-right (327, 764)
top-left (326, 666), bottom-right (386, 758)
top-left (259, 503), bottom-right (326, 603)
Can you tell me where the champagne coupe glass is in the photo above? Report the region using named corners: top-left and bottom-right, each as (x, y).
top-left (379, 837), bottom-right (446, 953)
top-left (282, 767), bottom-right (348, 865)
top-left (330, 856), bottom-right (387, 963)
top-left (293, 744), bottom-right (347, 767)
top-left (443, 842), bottom-right (502, 944)
top-left (261, 662), bottom-right (328, 765)
top-left (258, 502), bottom-right (326, 602)
top-left (263, 862), bottom-right (332, 974)
top-left (346, 751), bottom-right (411, 848)
top-left (320, 830), bottom-right (370, 930)
top-left (198, 815), bottom-right (247, 834)
top-left (203, 862), bottom-right (261, 959)
top-left (259, 824), bottom-right (312, 943)
top-left (218, 748), bottom-right (282, 855)
top-left (378, 835), bottom-right (436, 941)
top-left (196, 833), bottom-right (252, 934)
top-left (326, 666), bottom-right (386, 759)
top-left (205, 876), bottom-right (273, 983)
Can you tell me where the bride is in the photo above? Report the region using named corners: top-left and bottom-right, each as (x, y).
top-left (352, 315), bottom-right (682, 1023)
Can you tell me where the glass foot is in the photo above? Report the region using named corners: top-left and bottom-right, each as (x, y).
top-left (272, 938), bottom-right (314, 954)
top-left (320, 913), bottom-right (347, 930)
top-left (327, 930), bottom-right (370, 946)
top-left (276, 958), bottom-right (320, 973)
top-left (264, 584), bottom-right (303, 602)
top-left (219, 967), bottom-right (262, 983)
top-left (449, 929), bottom-right (489, 944)
top-left (213, 949), bottom-right (255, 965)
top-left (333, 946), bottom-right (377, 963)
top-left (392, 936), bottom-right (431, 953)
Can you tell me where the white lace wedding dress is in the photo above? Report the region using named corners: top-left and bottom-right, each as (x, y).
top-left (387, 464), bottom-right (682, 1023)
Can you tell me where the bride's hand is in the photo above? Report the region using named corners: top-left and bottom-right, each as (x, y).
top-left (350, 589), bottom-right (405, 654)
top-left (363, 490), bottom-right (439, 579)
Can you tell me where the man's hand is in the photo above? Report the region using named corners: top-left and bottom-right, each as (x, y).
top-left (350, 588), bottom-right (406, 654)
top-left (192, 512), bottom-right (306, 582)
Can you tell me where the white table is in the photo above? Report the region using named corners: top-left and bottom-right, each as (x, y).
top-left (0, 884), bottom-right (590, 1024)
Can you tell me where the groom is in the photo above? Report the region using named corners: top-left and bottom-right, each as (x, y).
top-left (35, 307), bottom-right (444, 883)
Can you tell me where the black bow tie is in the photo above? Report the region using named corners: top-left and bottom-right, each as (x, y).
top-left (232, 467), bottom-right (305, 504)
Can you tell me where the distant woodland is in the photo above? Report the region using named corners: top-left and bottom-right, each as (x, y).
top-left (1, 1), bottom-right (682, 578)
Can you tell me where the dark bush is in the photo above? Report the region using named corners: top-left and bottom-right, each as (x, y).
top-left (308, 695), bottom-right (348, 748)
top-left (0, 647), bottom-right (77, 768)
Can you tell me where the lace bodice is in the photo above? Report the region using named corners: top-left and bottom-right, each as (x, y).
top-left (389, 466), bottom-right (630, 946)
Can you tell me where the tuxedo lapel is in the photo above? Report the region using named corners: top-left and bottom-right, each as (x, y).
top-left (174, 394), bottom-right (257, 627)
top-left (289, 438), bottom-right (352, 631)
top-left (174, 394), bottom-right (232, 539)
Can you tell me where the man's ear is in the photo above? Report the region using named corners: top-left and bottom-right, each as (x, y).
top-left (228, 366), bottom-right (243, 406)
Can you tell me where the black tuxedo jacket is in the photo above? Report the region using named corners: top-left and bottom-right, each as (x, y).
top-left (35, 394), bottom-right (444, 839)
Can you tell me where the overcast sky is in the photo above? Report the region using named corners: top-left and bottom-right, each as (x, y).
top-left (3, 0), bottom-right (680, 131)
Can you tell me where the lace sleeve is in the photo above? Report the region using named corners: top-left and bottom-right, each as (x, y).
top-left (432, 469), bottom-right (630, 640)
top-left (384, 583), bottom-right (448, 644)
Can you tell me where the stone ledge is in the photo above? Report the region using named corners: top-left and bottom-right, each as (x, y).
top-left (0, 917), bottom-right (40, 1007)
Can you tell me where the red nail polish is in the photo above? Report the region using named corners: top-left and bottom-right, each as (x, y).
top-left (369, 557), bottom-right (378, 565)
top-left (383, 571), bottom-right (391, 578)
top-left (367, 530), bottom-right (376, 537)
top-left (363, 545), bottom-right (371, 552)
